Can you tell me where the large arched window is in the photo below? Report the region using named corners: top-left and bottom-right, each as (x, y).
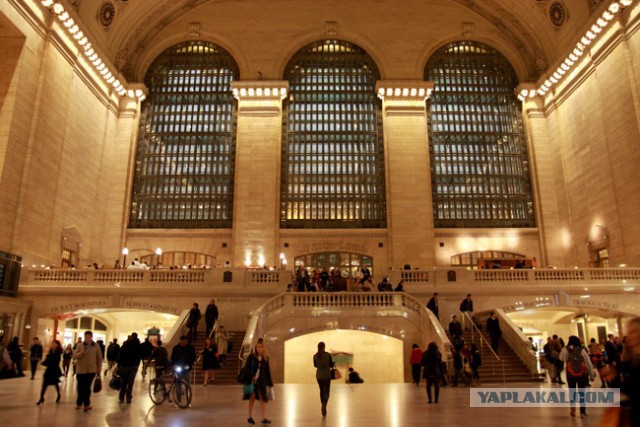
top-left (425, 41), bottom-right (535, 228)
top-left (129, 41), bottom-right (239, 228)
top-left (281, 40), bottom-right (386, 229)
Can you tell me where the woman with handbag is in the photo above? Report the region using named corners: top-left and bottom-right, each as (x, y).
top-left (36, 340), bottom-right (63, 405)
top-left (242, 341), bottom-right (273, 426)
top-left (313, 341), bottom-right (335, 417)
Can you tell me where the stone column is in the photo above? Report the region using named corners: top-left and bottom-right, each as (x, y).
top-left (101, 87), bottom-right (145, 266)
top-left (230, 81), bottom-right (288, 267)
top-left (375, 81), bottom-right (435, 269)
top-left (517, 83), bottom-right (569, 268)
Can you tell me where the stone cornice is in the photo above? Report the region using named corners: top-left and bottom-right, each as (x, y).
top-left (434, 229), bottom-right (540, 238)
top-left (231, 81), bottom-right (289, 101)
top-left (375, 81), bottom-right (434, 101)
top-left (126, 229), bottom-right (233, 239)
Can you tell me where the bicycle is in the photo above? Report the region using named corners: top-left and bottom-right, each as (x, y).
top-left (149, 366), bottom-right (192, 409)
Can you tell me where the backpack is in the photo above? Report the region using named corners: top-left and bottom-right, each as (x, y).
top-left (566, 347), bottom-right (587, 378)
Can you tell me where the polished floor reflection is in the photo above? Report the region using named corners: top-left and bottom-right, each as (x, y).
top-left (0, 374), bottom-right (608, 426)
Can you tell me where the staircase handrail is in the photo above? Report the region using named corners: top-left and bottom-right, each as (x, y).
top-left (495, 308), bottom-right (539, 375)
top-left (462, 311), bottom-right (505, 385)
top-left (163, 309), bottom-right (190, 353)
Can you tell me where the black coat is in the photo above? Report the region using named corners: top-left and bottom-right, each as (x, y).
top-left (201, 345), bottom-right (220, 370)
top-left (449, 321), bottom-right (463, 338)
top-left (421, 350), bottom-right (442, 378)
top-left (487, 317), bottom-right (502, 337)
top-left (205, 304), bottom-right (219, 323)
top-left (171, 344), bottom-right (196, 369)
top-left (118, 337), bottom-right (142, 367)
top-left (426, 297), bottom-right (439, 317)
top-left (42, 351), bottom-right (62, 385)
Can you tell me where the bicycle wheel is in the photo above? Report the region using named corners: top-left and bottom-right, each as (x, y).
top-left (172, 378), bottom-right (192, 409)
top-left (149, 379), bottom-right (166, 405)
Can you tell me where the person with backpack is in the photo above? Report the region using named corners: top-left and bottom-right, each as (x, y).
top-left (104, 338), bottom-right (120, 376)
top-left (559, 335), bottom-right (595, 418)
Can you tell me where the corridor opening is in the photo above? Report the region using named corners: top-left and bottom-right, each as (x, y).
top-left (284, 329), bottom-right (403, 384)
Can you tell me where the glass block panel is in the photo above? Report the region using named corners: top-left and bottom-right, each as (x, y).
top-left (425, 41), bottom-right (535, 228)
top-left (281, 40), bottom-right (386, 228)
top-left (129, 41), bottom-right (239, 228)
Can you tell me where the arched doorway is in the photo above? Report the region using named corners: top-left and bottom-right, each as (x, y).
top-left (294, 252), bottom-right (373, 278)
top-left (284, 329), bottom-right (403, 383)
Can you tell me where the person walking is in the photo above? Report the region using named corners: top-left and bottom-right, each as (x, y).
top-left (117, 332), bottom-right (142, 404)
top-left (7, 337), bottom-right (24, 377)
top-left (459, 294), bottom-right (474, 330)
top-left (421, 342), bottom-right (442, 404)
top-left (216, 325), bottom-right (230, 362)
top-left (140, 337), bottom-right (153, 379)
top-left (62, 344), bottom-right (73, 377)
top-left (409, 344), bottom-right (423, 386)
top-left (29, 337), bottom-right (44, 380)
top-left (559, 335), bottom-right (595, 418)
top-left (243, 341), bottom-right (273, 426)
top-left (448, 315), bottom-right (464, 351)
top-left (486, 312), bottom-right (502, 353)
top-left (36, 340), bottom-right (63, 405)
top-left (470, 343), bottom-right (482, 385)
top-left (313, 341), bottom-right (334, 417)
top-left (187, 303), bottom-right (202, 341)
top-left (426, 293), bottom-right (439, 320)
top-left (205, 299), bottom-right (219, 337)
top-left (201, 337), bottom-right (220, 386)
top-left (73, 330), bottom-right (103, 412)
top-left (104, 338), bottom-right (120, 376)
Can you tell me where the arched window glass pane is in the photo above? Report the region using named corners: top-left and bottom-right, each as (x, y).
top-left (129, 41), bottom-right (239, 228)
top-left (281, 40), bottom-right (386, 229)
top-left (425, 41), bottom-right (535, 228)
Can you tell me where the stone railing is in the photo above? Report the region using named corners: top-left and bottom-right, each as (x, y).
top-left (239, 292), bottom-right (452, 362)
top-left (23, 268), bottom-right (291, 289)
top-left (495, 309), bottom-right (539, 376)
top-left (387, 267), bottom-right (640, 288)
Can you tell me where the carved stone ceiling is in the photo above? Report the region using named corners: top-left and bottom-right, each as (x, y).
top-left (70, 0), bottom-right (596, 82)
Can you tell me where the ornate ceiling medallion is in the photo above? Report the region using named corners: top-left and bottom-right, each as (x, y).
top-left (549, 2), bottom-right (567, 27)
top-left (99, 1), bottom-right (116, 27)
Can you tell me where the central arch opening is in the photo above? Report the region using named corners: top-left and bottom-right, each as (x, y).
top-left (284, 329), bottom-right (403, 383)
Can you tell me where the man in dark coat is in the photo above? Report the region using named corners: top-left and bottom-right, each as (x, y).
top-left (105, 338), bottom-right (120, 376)
top-left (140, 337), bottom-right (154, 378)
top-left (171, 335), bottom-right (196, 386)
top-left (448, 315), bottom-right (464, 351)
top-left (460, 294), bottom-right (474, 330)
top-left (187, 303), bottom-right (202, 341)
top-left (486, 312), bottom-right (502, 353)
top-left (117, 332), bottom-right (142, 404)
top-left (29, 337), bottom-right (43, 380)
top-left (426, 293), bottom-right (439, 320)
top-left (205, 299), bottom-right (219, 337)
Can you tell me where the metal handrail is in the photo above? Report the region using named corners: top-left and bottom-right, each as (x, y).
top-left (462, 311), bottom-right (505, 385)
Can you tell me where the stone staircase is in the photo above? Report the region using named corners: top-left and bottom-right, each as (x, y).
top-left (189, 329), bottom-right (245, 385)
top-left (447, 329), bottom-right (545, 384)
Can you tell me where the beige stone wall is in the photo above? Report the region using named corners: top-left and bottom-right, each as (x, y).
top-left (0, 3), bottom-right (133, 268)
top-left (541, 24), bottom-right (640, 267)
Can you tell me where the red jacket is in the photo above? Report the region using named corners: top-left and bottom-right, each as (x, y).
top-left (409, 348), bottom-right (423, 365)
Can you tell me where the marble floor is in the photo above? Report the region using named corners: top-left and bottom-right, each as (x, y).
top-left (0, 373), bottom-right (608, 427)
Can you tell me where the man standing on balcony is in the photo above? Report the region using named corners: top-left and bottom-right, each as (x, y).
top-left (427, 293), bottom-right (439, 320)
top-left (460, 294), bottom-right (474, 330)
top-left (486, 312), bottom-right (502, 353)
